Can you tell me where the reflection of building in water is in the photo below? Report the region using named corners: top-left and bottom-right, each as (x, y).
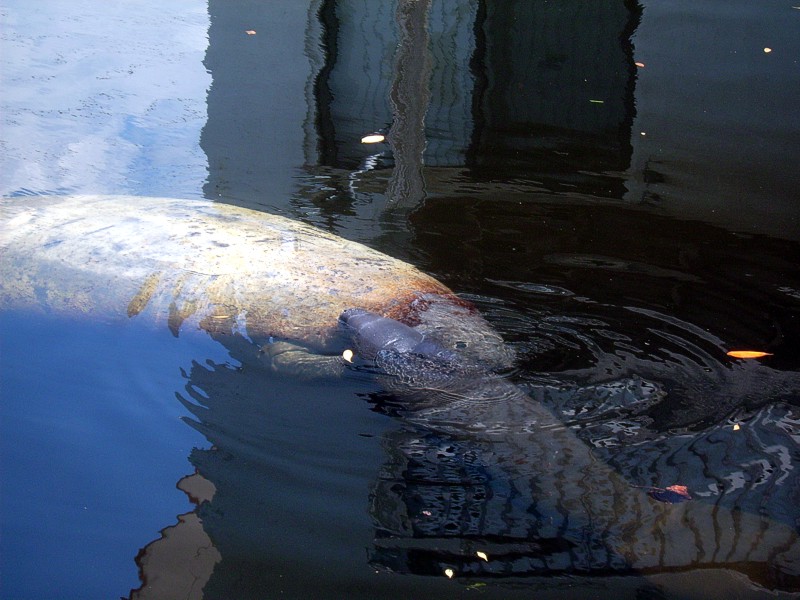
top-left (470, 1), bottom-right (640, 193)
top-left (201, 1), bottom-right (320, 205)
top-left (314, 0), bottom-right (477, 170)
top-left (202, 0), bottom-right (641, 207)
top-left (312, 0), bottom-right (640, 195)
top-left (368, 404), bottom-right (799, 586)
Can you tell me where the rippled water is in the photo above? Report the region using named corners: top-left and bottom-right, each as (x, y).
top-left (1, 1), bottom-right (799, 599)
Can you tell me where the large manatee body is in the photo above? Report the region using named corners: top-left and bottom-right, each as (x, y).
top-left (3, 195), bottom-right (797, 587)
top-left (0, 194), bottom-right (510, 369)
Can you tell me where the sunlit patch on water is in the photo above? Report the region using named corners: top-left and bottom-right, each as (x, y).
top-left (778, 286), bottom-right (800, 301)
top-left (486, 280), bottom-right (575, 297)
top-left (544, 253), bottom-right (703, 282)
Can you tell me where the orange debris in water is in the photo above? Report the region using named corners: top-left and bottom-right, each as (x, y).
top-left (726, 350), bottom-right (773, 359)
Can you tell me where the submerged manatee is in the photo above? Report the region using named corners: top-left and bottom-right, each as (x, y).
top-left (0, 194), bottom-right (511, 370)
top-left (333, 309), bottom-right (799, 583)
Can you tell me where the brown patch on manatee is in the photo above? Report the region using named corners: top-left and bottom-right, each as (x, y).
top-left (168, 299), bottom-right (198, 337)
top-left (197, 305), bottom-right (239, 338)
top-left (127, 271), bottom-right (163, 317)
top-left (382, 287), bottom-right (477, 326)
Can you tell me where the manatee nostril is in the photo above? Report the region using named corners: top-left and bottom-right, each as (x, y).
top-left (339, 307), bottom-right (369, 326)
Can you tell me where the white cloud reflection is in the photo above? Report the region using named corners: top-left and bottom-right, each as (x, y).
top-left (0, 0), bottom-right (211, 198)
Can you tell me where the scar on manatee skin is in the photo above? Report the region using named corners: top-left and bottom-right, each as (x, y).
top-left (127, 271), bottom-right (163, 317)
top-left (385, 290), bottom-right (476, 326)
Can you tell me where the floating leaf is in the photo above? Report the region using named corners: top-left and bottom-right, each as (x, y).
top-left (727, 350), bottom-right (773, 359)
top-left (476, 551), bottom-right (488, 562)
top-left (635, 61), bottom-right (645, 68)
top-left (361, 134), bottom-right (385, 144)
top-left (444, 568), bottom-right (454, 579)
top-left (342, 349), bottom-right (354, 363)
top-left (647, 484), bottom-right (691, 504)
top-left (589, 99), bottom-right (604, 104)
top-left (245, 30), bottom-right (257, 35)
top-left (733, 423), bottom-right (741, 431)
top-left (764, 47), bottom-right (772, 53)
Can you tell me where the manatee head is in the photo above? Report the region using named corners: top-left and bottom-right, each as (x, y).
top-left (339, 308), bottom-right (424, 359)
top-left (341, 294), bottom-right (514, 372)
top-left (338, 308), bottom-right (452, 359)
top-left (400, 294), bottom-right (515, 371)
top-left (339, 308), bottom-right (520, 418)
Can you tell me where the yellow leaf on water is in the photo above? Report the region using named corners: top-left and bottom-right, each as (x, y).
top-left (727, 350), bottom-right (773, 359)
top-left (342, 349), bottom-right (354, 363)
top-left (361, 134), bottom-right (385, 144)
top-left (635, 61), bottom-right (645, 68)
top-left (476, 551), bottom-right (488, 561)
top-left (733, 423), bottom-right (741, 431)
top-left (444, 568), bottom-right (454, 579)
top-left (245, 30), bottom-right (257, 35)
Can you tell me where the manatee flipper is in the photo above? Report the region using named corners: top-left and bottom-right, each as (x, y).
top-left (260, 341), bottom-right (347, 380)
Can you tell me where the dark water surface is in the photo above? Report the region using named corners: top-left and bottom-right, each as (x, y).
top-left (2, 1), bottom-right (799, 599)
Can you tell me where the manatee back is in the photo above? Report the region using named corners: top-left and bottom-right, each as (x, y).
top-left (0, 195), bottom-right (452, 348)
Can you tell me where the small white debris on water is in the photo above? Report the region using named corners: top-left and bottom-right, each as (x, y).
top-left (361, 134), bottom-right (385, 144)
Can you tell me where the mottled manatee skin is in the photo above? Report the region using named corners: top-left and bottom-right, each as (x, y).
top-left (0, 195), bottom-right (512, 369)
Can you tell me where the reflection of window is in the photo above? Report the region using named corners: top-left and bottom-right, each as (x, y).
top-left (314, 0), bottom-right (640, 184)
top-left (471, 0), bottom-right (640, 183)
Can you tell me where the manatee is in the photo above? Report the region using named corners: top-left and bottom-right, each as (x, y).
top-left (0, 194), bottom-right (512, 371)
top-left (338, 307), bottom-right (546, 429)
top-left (3, 195), bottom-right (797, 585)
top-left (336, 309), bottom-right (799, 584)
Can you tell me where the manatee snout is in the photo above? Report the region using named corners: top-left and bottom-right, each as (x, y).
top-left (339, 308), bottom-right (456, 362)
top-left (341, 298), bottom-right (516, 375)
top-left (340, 308), bottom-right (423, 360)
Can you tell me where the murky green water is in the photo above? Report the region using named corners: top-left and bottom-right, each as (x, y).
top-left (1, 1), bottom-right (799, 598)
